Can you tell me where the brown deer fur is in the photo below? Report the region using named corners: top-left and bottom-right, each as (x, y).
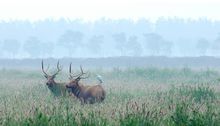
top-left (66, 64), bottom-right (105, 104)
top-left (42, 60), bottom-right (69, 97)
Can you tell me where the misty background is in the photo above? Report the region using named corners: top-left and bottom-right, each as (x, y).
top-left (0, 18), bottom-right (220, 59)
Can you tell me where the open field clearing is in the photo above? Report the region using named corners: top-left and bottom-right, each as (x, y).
top-left (0, 0), bottom-right (219, 125)
top-left (0, 67), bottom-right (220, 126)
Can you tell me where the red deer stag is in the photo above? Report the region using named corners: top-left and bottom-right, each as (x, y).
top-left (66, 64), bottom-right (106, 104)
top-left (42, 60), bottom-right (69, 97)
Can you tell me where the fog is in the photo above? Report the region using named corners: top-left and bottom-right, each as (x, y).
top-left (0, 18), bottom-right (220, 58)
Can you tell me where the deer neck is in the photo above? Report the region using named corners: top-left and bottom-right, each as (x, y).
top-left (48, 82), bottom-right (64, 94)
top-left (49, 83), bottom-right (66, 96)
top-left (72, 83), bottom-right (84, 98)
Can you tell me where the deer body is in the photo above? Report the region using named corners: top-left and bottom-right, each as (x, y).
top-left (66, 83), bottom-right (105, 104)
top-left (42, 60), bottom-right (69, 97)
top-left (66, 64), bottom-right (106, 104)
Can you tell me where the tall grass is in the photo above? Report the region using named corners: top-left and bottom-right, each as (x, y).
top-left (0, 67), bottom-right (220, 126)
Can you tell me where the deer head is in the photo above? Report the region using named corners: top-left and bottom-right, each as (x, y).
top-left (42, 60), bottom-right (62, 87)
top-left (66, 63), bottom-right (89, 89)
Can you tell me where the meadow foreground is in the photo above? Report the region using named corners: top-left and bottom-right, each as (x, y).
top-left (0, 67), bottom-right (220, 126)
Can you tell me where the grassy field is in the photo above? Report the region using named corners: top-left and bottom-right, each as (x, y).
top-left (0, 67), bottom-right (220, 126)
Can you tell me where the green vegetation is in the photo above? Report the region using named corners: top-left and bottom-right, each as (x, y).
top-left (0, 67), bottom-right (220, 126)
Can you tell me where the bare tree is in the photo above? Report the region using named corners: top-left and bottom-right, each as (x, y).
top-left (41, 42), bottom-right (54, 58)
top-left (196, 38), bottom-right (209, 56)
top-left (87, 35), bottom-right (104, 57)
top-left (143, 33), bottom-right (172, 56)
top-left (211, 34), bottom-right (220, 56)
top-left (112, 33), bottom-right (127, 56)
top-left (23, 36), bottom-right (44, 58)
top-left (126, 35), bottom-right (143, 56)
top-left (2, 39), bottom-right (20, 58)
top-left (58, 30), bottom-right (84, 57)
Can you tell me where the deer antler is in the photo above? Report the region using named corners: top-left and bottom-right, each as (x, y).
top-left (41, 60), bottom-right (49, 76)
top-left (69, 64), bottom-right (90, 80)
top-left (77, 65), bottom-right (90, 79)
top-left (69, 63), bottom-right (81, 79)
top-left (52, 60), bottom-right (62, 77)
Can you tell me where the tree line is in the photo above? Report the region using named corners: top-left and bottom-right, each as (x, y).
top-left (0, 18), bottom-right (220, 58)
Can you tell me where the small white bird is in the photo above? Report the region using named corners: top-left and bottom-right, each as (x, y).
top-left (96, 74), bottom-right (103, 84)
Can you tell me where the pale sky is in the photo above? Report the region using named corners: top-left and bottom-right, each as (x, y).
top-left (0, 0), bottom-right (220, 22)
